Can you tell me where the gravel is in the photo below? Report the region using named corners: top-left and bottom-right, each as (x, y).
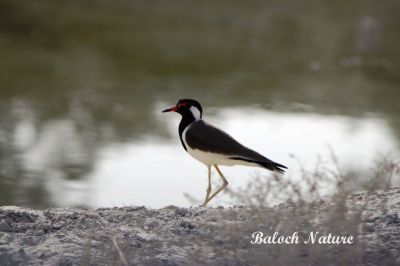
top-left (0, 187), bottom-right (399, 265)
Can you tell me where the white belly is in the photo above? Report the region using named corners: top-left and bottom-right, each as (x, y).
top-left (186, 146), bottom-right (234, 166)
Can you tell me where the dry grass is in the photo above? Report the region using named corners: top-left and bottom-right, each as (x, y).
top-left (183, 154), bottom-right (400, 266)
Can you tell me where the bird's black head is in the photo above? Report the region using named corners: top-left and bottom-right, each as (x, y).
top-left (162, 99), bottom-right (203, 120)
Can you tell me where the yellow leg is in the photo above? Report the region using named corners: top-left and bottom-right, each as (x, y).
top-left (203, 165), bottom-right (229, 206)
top-left (202, 165), bottom-right (212, 206)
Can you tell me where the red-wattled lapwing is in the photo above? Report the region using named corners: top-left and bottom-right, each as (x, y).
top-left (162, 99), bottom-right (287, 206)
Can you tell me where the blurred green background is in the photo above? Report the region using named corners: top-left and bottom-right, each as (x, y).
top-left (0, 0), bottom-right (399, 208)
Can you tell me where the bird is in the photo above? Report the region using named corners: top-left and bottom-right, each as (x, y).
top-left (162, 99), bottom-right (287, 206)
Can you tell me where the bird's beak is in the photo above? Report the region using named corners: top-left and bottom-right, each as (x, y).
top-left (162, 106), bottom-right (178, 113)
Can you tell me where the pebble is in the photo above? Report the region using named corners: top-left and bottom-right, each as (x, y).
top-left (0, 221), bottom-right (11, 232)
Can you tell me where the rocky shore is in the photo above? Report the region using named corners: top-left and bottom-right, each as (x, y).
top-left (1, 187), bottom-right (399, 265)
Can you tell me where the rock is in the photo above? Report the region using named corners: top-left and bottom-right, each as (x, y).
top-left (179, 220), bottom-right (195, 230)
top-left (0, 221), bottom-right (11, 232)
top-left (0, 233), bottom-right (13, 245)
top-left (386, 213), bottom-right (400, 225)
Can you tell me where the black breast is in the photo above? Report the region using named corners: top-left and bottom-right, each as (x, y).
top-left (178, 109), bottom-right (197, 151)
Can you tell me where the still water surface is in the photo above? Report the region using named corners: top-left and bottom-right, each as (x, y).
top-left (12, 105), bottom-right (397, 208)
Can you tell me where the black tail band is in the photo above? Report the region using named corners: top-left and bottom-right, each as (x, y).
top-left (230, 156), bottom-right (287, 173)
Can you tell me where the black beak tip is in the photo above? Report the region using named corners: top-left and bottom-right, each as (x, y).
top-left (162, 106), bottom-right (177, 113)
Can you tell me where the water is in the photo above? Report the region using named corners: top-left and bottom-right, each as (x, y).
top-left (0, 0), bottom-right (399, 208)
top-left (72, 109), bottom-right (398, 208)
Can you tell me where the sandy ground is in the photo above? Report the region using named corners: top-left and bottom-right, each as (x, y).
top-left (0, 187), bottom-right (400, 266)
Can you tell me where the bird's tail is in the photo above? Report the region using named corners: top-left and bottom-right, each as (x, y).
top-left (230, 156), bottom-right (288, 173)
top-left (257, 160), bottom-right (287, 174)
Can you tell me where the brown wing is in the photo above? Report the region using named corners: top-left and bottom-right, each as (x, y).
top-left (185, 120), bottom-right (288, 173)
top-left (185, 120), bottom-right (266, 160)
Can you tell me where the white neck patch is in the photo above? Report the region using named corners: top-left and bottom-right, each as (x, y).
top-left (190, 106), bottom-right (202, 120)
